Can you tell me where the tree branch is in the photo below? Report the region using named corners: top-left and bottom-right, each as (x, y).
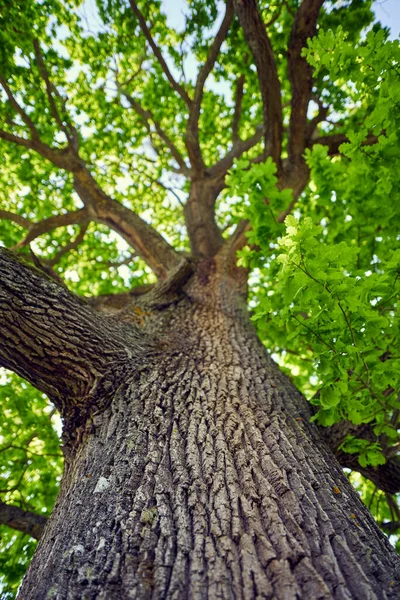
top-left (0, 248), bottom-right (148, 417)
top-left (234, 0), bottom-right (283, 166)
top-left (311, 132), bottom-right (380, 156)
top-left (120, 89), bottom-right (190, 175)
top-left (186, 0), bottom-right (234, 172)
top-left (0, 79), bottom-right (181, 279)
top-left (0, 501), bottom-right (48, 540)
top-left (208, 124), bottom-right (263, 178)
top-left (0, 126), bottom-right (80, 171)
top-left (32, 39), bottom-right (79, 150)
top-left (12, 208), bottom-right (90, 249)
top-left (129, 1), bottom-right (191, 107)
top-left (0, 210), bottom-right (32, 229)
top-left (73, 177), bottom-right (182, 278)
top-left (0, 75), bottom-right (40, 139)
top-left (41, 223), bottom-right (89, 267)
top-left (287, 0), bottom-right (325, 165)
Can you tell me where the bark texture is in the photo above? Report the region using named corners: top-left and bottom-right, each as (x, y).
top-left (17, 266), bottom-right (400, 600)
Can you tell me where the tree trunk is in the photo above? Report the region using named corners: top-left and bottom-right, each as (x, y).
top-left (14, 265), bottom-right (400, 599)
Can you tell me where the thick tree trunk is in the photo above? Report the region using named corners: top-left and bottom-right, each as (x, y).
top-left (13, 266), bottom-right (400, 599)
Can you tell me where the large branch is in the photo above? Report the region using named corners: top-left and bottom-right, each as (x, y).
top-left (73, 176), bottom-right (181, 278)
top-left (0, 77), bottom-right (181, 278)
top-left (129, 1), bottom-right (191, 107)
top-left (0, 118), bottom-right (181, 278)
top-left (0, 249), bottom-right (146, 416)
top-left (186, 0), bottom-right (234, 172)
top-left (234, 0), bottom-right (283, 166)
top-left (0, 501), bottom-right (48, 540)
top-left (287, 0), bottom-right (325, 165)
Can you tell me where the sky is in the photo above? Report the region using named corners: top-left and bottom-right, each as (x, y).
top-left (374, 0), bottom-right (400, 38)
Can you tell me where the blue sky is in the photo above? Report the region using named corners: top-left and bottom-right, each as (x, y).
top-left (374, 0), bottom-right (400, 38)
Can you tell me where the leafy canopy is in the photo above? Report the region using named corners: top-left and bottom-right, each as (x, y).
top-left (0, 0), bottom-right (399, 596)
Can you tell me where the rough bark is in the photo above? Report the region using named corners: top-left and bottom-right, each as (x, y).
top-left (0, 249), bottom-right (148, 420)
top-left (184, 178), bottom-right (225, 259)
top-left (14, 264), bottom-right (400, 600)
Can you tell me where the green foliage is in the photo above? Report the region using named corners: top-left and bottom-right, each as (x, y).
top-left (229, 29), bottom-right (400, 465)
top-left (0, 373), bottom-right (63, 598)
top-left (227, 13), bottom-right (400, 561)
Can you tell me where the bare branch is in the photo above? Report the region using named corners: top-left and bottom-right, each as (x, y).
top-left (0, 210), bottom-right (31, 229)
top-left (234, 0), bottom-right (283, 166)
top-left (287, 0), bottom-right (325, 164)
top-left (12, 208), bottom-right (91, 249)
top-left (186, 0), bottom-right (234, 172)
top-left (129, 1), bottom-right (191, 107)
top-left (121, 89), bottom-right (190, 175)
top-left (0, 500), bottom-right (48, 540)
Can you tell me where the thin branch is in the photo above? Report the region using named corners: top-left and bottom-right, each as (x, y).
top-left (234, 0), bottom-right (283, 166)
top-left (186, 0), bottom-right (234, 171)
top-left (129, 1), bottom-right (191, 107)
top-left (32, 39), bottom-right (79, 150)
top-left (42, 223), bottom-right (89, 267)
top-left (0, 128), bottom-right (35, 150)
top-left (91, 251), bottom-right (136, 271)
top-left (121, 89), bottom-right (190, 175)
top-left (287, 0), bottom-right (325, 164)
top-left (0, 75), bottom-right (40, 139)
top-left (0, 500), bottom-right (48, 540)
top-left (0, 126), bottom-right (79, 171)
top-left (0, 210), bottom-right (31, 229)
top-left (209, 124), bottom-right (263, 178)
top-left (12, 208), bottom-right (91, 249)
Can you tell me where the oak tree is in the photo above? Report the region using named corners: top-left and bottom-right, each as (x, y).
top-left (0, 0), bottom-right (399, 598)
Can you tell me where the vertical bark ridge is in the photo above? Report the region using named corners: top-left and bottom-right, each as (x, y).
top-left (19, 277), bottom-right (400, 599)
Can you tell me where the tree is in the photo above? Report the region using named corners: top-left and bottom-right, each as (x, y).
top-left (0, 0), bottom-right (399, 597)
